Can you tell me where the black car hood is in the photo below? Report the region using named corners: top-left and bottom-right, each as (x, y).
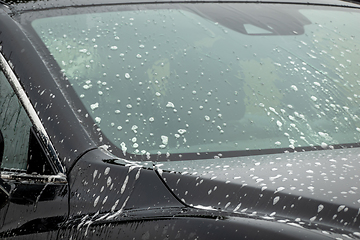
top-left (156, 147), bottom-right (360, 235)
top-left (64, 147), bottom-right (360, 239)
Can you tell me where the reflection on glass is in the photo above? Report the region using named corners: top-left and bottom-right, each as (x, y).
top-left (32, 4), bottom-right (360, 160)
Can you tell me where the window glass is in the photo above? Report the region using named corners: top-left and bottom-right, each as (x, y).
top-left (0, 71), bottom-right (32, 170)
top-left (31, 4), bottom-right (360, 160)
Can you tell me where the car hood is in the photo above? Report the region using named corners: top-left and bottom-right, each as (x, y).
top-left (66, 147), bottom-right (360, 239)
top-left (156, 147), bottom-right (360, 235)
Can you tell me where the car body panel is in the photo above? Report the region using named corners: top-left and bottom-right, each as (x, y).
top-left (0, 0), bottom-right (360, 239)
top-left (63, 149), bottom-right (360, 239)
top-left (0, 175), bottom-right (68, 238)
top-left (1, 0), bottom-right (360, 169)
top-left (67, 148), bottom-right (183, 217)
top-left (158, 148), bottom-right (360, 236)
top-left (0, 6), bottom-right (97, 171)
top-left (58, 214), bottom-right (342, 239)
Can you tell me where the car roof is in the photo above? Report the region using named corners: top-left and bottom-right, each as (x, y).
top-left (1, 0), bottom-right (360, 13)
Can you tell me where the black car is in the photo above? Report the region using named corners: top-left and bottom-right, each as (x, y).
top-left (1, 0), bottom-right (360, 239)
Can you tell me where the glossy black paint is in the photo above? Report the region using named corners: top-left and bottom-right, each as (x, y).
top-left (58, 214), bottom-right (339, 239)
top-left (67, 149), bottom-right (183, 215)
top-left (0, 0), bottom-right (360, 239)
top-left (0, 178), bottom-right (68, 238)
top-left (157, 150), bottom-right (360, 238)
top-left (0, 6), bottom-right (97, 170)
top-left (62, 149), bottom-right (359, 239)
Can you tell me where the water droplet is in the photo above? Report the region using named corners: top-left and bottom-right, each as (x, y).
top-left (111, 199), bottom-right (119, 212)
top-left (93, 170), bottom-right (98, 181)
top-left (166, 102), bottom-right (175, 108)
top-left (107, 176), bottom-right (112, 187)
top-left (94, 196), bottom-right (100, 207)
top-left (161, 135), bottom-right (169, 145)
top-left (269, 174), bottom-right (282, 181)
top-left (273, 196), bottom-right (280, 205)
top-left (275, 187), bottom-right (285, 193)
top-left (131, 125), bottom-right (138, 133)
top-left (321, 142), bottom-right (328, 149)
top-left (90, 102), bottom-right (99, 110)
top-left (178, 129), bottom-right (186, 134)
top-left (291, 85), bottom-right (298, 91)
top-left (121, 176), bottom-right (129, 194)
top-left (318, 204), bottom-right (324, 213)
top-left (338, 205), bottom-right (345, 212)
top-left (233, 203), bottom-right (241, 212)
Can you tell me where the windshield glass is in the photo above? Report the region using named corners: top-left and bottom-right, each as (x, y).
top-left (31, 3), bottom-right (360, 161)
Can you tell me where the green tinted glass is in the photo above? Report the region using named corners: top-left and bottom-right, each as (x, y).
top-left (0, 71), bottom-right (31, 170)
top-left (32, 4), bottom-right (360, 158)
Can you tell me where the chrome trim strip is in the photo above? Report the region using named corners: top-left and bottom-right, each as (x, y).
top-left (1, 171), bottom-right (67, 184)
top-left (0, 52), bottom-right (65, 174)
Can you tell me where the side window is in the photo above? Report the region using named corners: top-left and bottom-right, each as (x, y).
top-left (0, 70), bottom-right (32, 170)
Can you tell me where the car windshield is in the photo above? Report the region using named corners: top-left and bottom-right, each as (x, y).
top-left (30, 3), bottom-right (360, 161)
